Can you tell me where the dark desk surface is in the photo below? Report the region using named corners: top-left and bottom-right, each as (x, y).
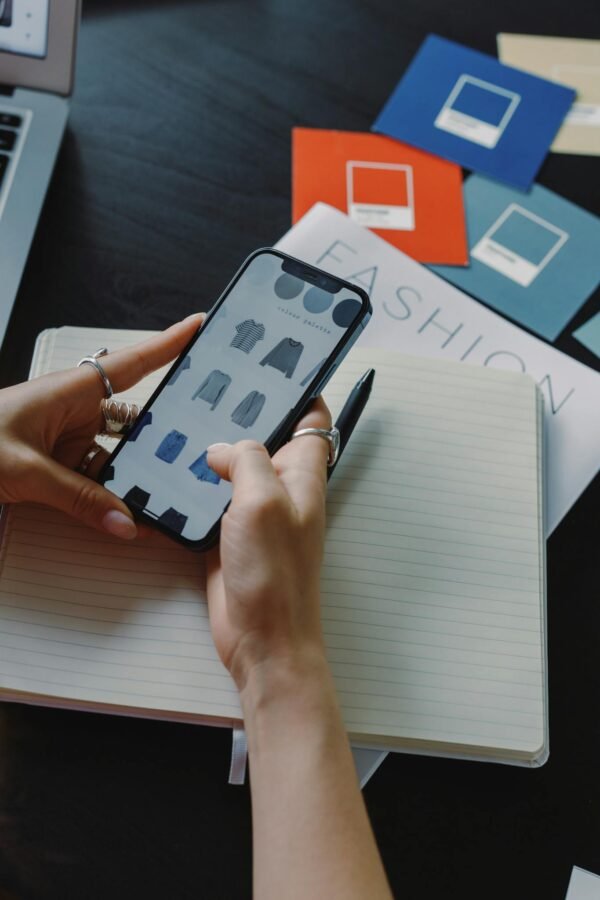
top-left (0, 2), bottom-right (599, 898)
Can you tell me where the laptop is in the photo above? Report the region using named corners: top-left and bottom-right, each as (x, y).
top-left (0, 0), bottom-right (79, 346)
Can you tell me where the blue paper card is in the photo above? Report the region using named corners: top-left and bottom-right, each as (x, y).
top-left (431, 176), bottom-right (600, 341)
top-left (372, 35), bottom-right (575, 189)
top-left (573, 313), bottom-right (600, 359)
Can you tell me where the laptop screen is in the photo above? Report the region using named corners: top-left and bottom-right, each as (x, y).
top-left (0, 1), bottom-right (49, 59)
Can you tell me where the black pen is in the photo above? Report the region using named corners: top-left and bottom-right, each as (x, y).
top-left (328, 368), bottom-right (375, 480)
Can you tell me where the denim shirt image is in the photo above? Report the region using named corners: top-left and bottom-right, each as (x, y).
top-left (260, 338), bottom-right (304, 378)
top-left (192, 370), bottom-right (232, 410)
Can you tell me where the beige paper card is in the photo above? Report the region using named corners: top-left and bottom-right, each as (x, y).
top-left (497, 34), bottom-right (600, 155)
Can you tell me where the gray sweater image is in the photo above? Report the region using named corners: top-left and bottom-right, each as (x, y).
top-left (192, 369), bottom-right (232, 410)
top-left (259, 338), bottom-right (304, 378)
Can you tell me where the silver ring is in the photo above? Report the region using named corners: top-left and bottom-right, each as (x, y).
top-left (77, 348), bottom-right (114, 398)
top-left (77, 441), bottom-right (104, 475)
top-left (290, 426), bottom-right (340, 467)
top-left (100, 399), bottom-right (140, 436)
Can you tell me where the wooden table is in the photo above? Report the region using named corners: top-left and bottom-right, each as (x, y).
top-left (0, 2), bottom-right (598, 896)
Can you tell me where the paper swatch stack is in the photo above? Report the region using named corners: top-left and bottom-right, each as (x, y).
top-left (292, 33), bottom-right (600, 349)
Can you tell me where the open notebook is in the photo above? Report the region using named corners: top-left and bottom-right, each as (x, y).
top-left (0, 327), bottom-right (547, 766)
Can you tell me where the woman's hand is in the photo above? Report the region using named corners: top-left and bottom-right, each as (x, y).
top-left (206, 401), bottom-right (393, 900)
top-left (0, 314), bottom-right (203, 538)
top-left (205, 398), bottom-right (332, 693)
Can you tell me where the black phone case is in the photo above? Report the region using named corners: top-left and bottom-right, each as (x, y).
top-left (98, 248), bottom-right (372, 551)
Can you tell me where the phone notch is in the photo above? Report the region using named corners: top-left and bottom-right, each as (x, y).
top-left (281, 258), bottom-right (342, 294)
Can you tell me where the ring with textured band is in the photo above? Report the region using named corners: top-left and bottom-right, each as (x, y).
top-left (77, 441), bottom-right (104, 475)
top-left (77, 348), bottom-right (114, 399)
top-left (101, 399), bottom-right (140, 436)
top-left (290, 426), bottom-right (340, 467)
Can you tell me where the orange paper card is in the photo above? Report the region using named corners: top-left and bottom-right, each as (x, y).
top-left (292, 127), bottom-right (468, 265)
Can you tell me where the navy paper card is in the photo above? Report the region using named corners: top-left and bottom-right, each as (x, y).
top-left (372, 35), bottom-right (575, 189)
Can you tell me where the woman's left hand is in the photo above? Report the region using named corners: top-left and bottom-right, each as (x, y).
top-left (0, 314), bottom-right (203, 538)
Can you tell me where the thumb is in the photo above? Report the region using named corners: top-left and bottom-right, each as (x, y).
top-left (205, 442), bottom-right (234, 480)
top-left (28, 456), bottom-right (138, 539)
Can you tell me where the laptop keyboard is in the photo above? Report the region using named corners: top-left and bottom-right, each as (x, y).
top-left (0, 107), bottom-right (31, 220)
top-left (0, 113), bottom-right (23, 128)
top-left (0, 111), bottom-right (22, 189)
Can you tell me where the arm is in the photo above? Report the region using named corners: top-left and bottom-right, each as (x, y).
top-left (241, 657), bottom-right (391, 900)
top-left (206, 404), bottom-right (392, 900)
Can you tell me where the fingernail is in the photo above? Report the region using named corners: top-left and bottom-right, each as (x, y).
top-left (185, 312), bottom-right (204, 321)
top-left (207, 442), bottom-right (231, 452)
top-left (102, 510), bottom-right (138, 540)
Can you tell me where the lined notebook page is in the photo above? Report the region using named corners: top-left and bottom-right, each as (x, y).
top-left (0, 329), bottom-right (546, 760)
top-left (321, 349), bottom-right (546, 760)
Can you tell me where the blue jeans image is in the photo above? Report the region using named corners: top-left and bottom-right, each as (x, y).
top-left (155, 430), bottom-right (188, 463)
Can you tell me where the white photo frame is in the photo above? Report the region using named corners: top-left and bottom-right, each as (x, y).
top-left (471, 203), bottom-right (569, 287)
top-left (434, 74), bottom-right (521, 148)
top-left (346, 160), bottom-right (415, 231)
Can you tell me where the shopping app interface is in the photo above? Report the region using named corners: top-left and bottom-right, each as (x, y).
top-left (0, 1), bottom-right (50, 59)
top-left (106, 252), bottom-right (365, 542)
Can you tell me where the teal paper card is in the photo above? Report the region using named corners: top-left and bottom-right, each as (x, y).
top-left (573, 313), bottom-right (600, 358)
top-left (431, 176), bottom-right (600, 340)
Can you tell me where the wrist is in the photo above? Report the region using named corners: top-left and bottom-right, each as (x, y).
top-left (239, 648), bottom-right (356, 791)
top-left (240, 646), bottom-right (338, 739)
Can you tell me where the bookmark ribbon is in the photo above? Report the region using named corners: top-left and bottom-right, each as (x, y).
top-left (228, 727), bottom-right (248, 785)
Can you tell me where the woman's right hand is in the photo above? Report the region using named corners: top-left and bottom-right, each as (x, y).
top-left (205, 398), bottom-right (332, 695)
top-left (206, 400), bottom-right (393, 900)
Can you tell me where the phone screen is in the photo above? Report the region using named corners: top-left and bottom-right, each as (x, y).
top-left (102, 250), bottom-right (369, 546)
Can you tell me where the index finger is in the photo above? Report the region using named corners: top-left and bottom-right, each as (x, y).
top-left (77, 314), bottom-right (204, 399)
top-left (212, 439), bottom-right (286, 509)
top-left (272, 397), bottom-right (332, 519)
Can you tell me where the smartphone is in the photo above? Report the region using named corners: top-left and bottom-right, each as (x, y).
top-left (99, 249), bottom-right (372, 549)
